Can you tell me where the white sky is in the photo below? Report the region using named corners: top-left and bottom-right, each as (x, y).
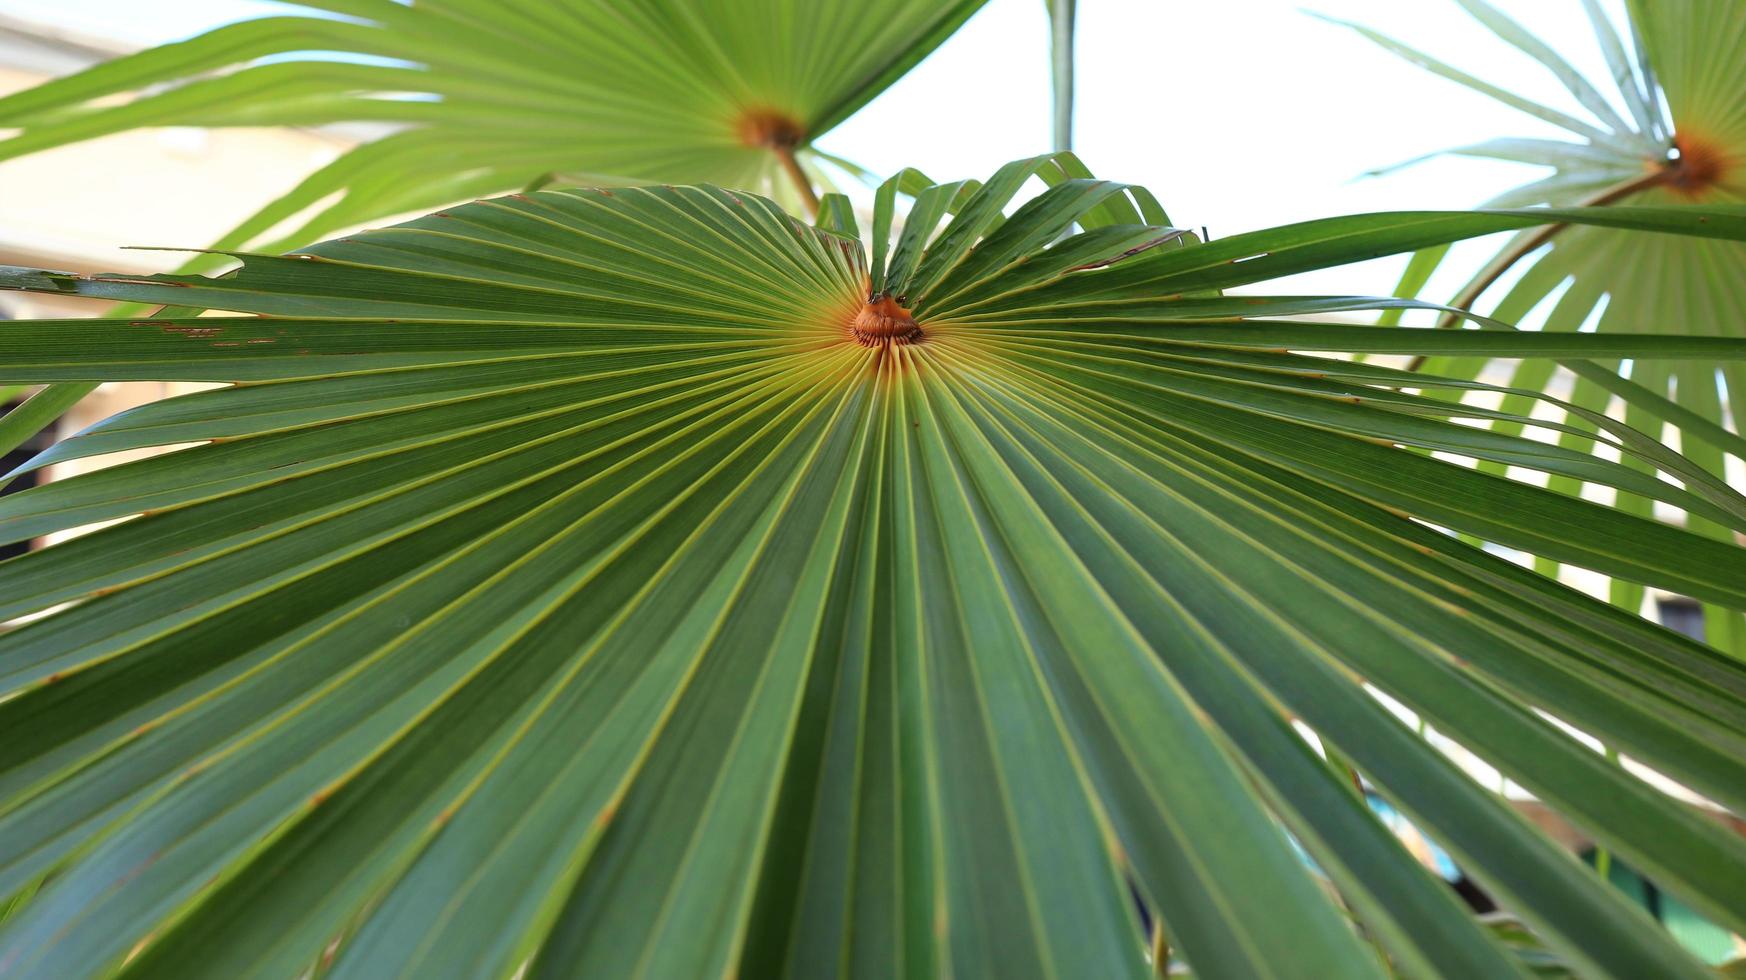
top-left (2, 0), bottom-right (1631, 303)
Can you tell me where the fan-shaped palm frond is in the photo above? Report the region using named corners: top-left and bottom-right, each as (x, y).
top-left (0, 0), bottom-right (991, 475)
top-left (1329, 0), bottom-right (1746, 652)
top-left (0, 0), bottom-right (989, 229)
top-left (3, 156), bottom-right (1746, 977)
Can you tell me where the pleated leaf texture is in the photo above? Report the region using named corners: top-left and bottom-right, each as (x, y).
top-left (0, 0), bottom-right (990, 477)
top-left (1335, 0), bottom-right (1746, 653)
top-left (7, 155), bottom-right (1746, 978)
top-left (0, 0), bottom-right (989, 251)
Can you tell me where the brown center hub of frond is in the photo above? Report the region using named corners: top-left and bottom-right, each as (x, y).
top-left (852, 295), bottom-right (921, 346)
top-left (1663, 133), bottom-right (1730, 198)
top-left (736, 109), bottom-right (805, 150)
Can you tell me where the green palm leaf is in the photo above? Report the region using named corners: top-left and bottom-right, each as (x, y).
top-left (0, 0), bottom-right (991, 461)
top-left (0, 0), bottom-right (990, 225)
top-left (3, 156), bottom-right (1746, 977)
top-left (1331, 0), bottom-right (1746, 653)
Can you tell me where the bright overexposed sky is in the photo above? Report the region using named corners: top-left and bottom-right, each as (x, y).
top-left (1, 0), bottom-right (1632, 303)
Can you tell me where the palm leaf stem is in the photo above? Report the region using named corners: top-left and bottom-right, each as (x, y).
top-left (1048, 0), bottom-right (1076, 152)
top-left (773, 145), bottom-right (821, 217)
top-left (1408, 168), bottom-right (1671, 371)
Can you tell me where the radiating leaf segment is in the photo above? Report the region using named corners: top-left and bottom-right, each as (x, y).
top-left (1, 152), bottom-right (1746, 976)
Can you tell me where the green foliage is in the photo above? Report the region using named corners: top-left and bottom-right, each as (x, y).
top-left (0, 1), bottom-right (1744, 976)
top-left (0, 154), bottom-right (1744, 976)
top-left (1338, 0), bottom-right (1746, 653)
top-left (0, 0), bottom-right (991, 239)
top-left (0, 0), bottom-right (992, 465)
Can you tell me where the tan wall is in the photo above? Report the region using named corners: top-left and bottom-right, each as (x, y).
top-left (0, 65), bottom-right (351, 279)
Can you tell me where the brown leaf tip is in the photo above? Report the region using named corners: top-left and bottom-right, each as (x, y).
top-left (851, 294), bottom-right (922, 346)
